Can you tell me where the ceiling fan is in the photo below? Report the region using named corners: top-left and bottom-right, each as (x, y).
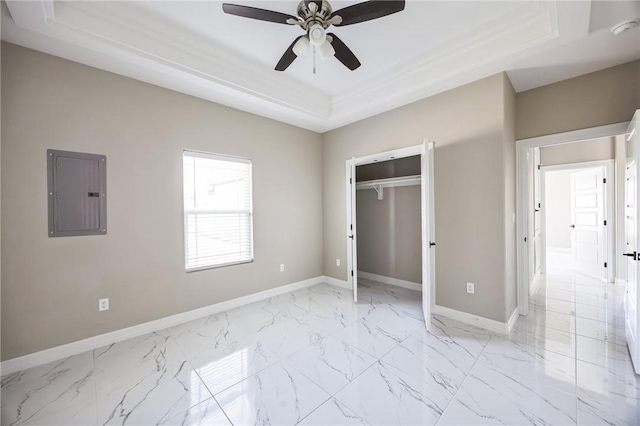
top-left (222, 1), bottom-right (406, 72)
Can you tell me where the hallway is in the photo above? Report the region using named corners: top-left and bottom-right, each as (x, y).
top-left (523, 251), bottom-right (637, 424)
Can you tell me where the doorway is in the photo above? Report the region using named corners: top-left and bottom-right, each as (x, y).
top-left (345, 141), bottom-right (435, 329)
top-left (517, 123), bottom-right (629, 315)
top-left (540, 160), bottom-right (615, 284)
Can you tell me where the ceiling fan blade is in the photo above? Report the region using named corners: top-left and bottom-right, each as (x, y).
top-left (331, 0), bottom-right (405, 26)
top-left (222, 3), bottom-right (297, 24)
top-left (328, 33), bottom-right (361, 70)
top-left (275, 36), bottom-right (303, 71)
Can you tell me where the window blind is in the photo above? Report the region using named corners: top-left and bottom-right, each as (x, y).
top-left (183, 151), bottom-right (253, 271)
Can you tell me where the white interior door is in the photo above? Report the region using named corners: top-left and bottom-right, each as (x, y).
top-left (422, 141), bottom-right (435, 330)
top-left (570, 167), bottom-right (606, 279)
top-left (626, 110), bottom-right (640, 374)
top-left (347, 159), bottom-right (358, 302)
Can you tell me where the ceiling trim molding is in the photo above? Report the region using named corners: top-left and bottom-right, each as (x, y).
top-left (43, 1), bottom-right (331, 116)
top-left (2, 0), bottom-right (597, 132)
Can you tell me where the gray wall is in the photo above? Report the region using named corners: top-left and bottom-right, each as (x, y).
top-left (545, 170), bottom-right (572, 249)
top-left (540, 137), bottom-right (615, 166)
top-left (356, 186), bottom-right (421, 283)
top-left (1, 43), bottom-right (324, 360)
top-left (516, 60), bottom-right (640, 139)
top-left (4, 42), bottom-right (639, 360)
top-left (356, 156), bottom-right (421, 181)
top-left (323, 73), bottom-right (515, 323)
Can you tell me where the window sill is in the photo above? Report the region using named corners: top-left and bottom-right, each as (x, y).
top-left (185, 259), bottom-right (253, 273)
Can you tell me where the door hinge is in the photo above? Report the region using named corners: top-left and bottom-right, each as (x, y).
top-left (603, 178), bottom-right (607, 184)
top-left (537, 165), bottom-right (541, 170)
top-left (351, 270), bottom-right (354, 277)
top-left (350, 178), bottom-right (352, 184)
top-left (604, 220), bottom-right (607, 226)
top-left (604, 262), bottom-right (608, 268)
top-left (524, 237), bottom-right (527, 243)
top-left (350, 224), bottom-right (353, 230)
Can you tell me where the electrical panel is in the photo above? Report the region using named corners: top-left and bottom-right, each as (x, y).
top-left (47, 149), bottom-right (107, 237)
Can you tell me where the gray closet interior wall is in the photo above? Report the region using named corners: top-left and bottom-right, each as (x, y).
top-left (356, 156), bottom-right (422, 284)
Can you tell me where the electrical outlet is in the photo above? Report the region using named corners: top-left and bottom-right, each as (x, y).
top-left (336, 259), bottom-right (341, 267)
top-left (99, 298), bottom-right (109, 311)
top-left (466, 283), bottom-right (475, 294)
top-left (280, 264), bottom-right (285, 272)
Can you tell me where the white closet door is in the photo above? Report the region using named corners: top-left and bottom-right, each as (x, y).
top-left (346, 159), bottom-right (358, 302)
top-left (422, 141), bottom-right (435, 330)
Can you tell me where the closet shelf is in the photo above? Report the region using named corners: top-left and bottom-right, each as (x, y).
top-left (355, 175), bottom-right (421, 190)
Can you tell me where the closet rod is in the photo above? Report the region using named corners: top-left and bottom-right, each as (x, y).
top-left (355, 174), bottom-right (421, 191)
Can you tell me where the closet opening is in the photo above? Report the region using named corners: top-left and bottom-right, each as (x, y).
top-left (345, 142), bottom-right (435, 330)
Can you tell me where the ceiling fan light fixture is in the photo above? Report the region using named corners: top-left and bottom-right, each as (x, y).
top-left (319, 40), bottom-right (335, 60)
top-left (293, 36), bottom-right (310, 57)
top-left (308, 23), bottom-right (326, 46)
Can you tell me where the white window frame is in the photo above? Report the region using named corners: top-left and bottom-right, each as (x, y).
top-left (182, 150), bottom-right (254, 272)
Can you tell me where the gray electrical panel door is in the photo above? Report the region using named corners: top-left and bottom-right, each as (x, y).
top-left (48, 150), bottom-right (107, 237)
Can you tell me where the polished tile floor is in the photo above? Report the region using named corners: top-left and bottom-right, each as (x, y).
top-left (2, 265), bottom-right (639, 425)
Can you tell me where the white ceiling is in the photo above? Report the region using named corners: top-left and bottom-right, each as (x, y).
top-left (2, 1), bottom-right (639, 132)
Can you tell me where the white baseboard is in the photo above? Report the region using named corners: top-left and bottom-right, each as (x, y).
top-left (0, 275), bottom-right (328, 376)
top-left (323, 275), bottom-right (350, 289)
top-left (529, 271), bottom-right (542, 296)
top-left (432, 305), bottom-right (513, 335)
top-left (507, 308), bottom-right (519, 334)
top-left (357, 271), bottom-right (422, 292)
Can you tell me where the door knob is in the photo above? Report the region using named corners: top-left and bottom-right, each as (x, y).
top-left (624, 252), bottom-right (637, 259)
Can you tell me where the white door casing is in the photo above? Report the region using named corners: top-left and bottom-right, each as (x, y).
top-left (346, 159), bottom-right (358, 302)
top-left (571, 167), bottom-right (607, 280)
top-left (534, 148), bottom-right (542, 275)
top-left (626, 111), bottom-right (640, 375)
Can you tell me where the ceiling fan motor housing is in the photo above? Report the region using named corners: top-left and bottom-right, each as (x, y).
top-left (297, 0), bottom-right (334, 29)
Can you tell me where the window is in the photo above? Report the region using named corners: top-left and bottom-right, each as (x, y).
top-left (183, 151), bottom-right (253, 271)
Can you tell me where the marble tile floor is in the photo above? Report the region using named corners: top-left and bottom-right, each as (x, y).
top-left (2, 276), bottom-right (639, 425)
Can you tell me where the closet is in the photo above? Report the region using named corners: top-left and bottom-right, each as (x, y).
top-left (355, 155), bottom-right (423, 291)
top-left (346, 142), bottom-right (435, 328)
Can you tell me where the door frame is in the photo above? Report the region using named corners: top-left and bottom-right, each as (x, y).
top-left (345, 142), bottom-right (435, 317)
top-left (516, 122), bottom-right (629, 316)
top-left (539, 159), bottom-right (615, 283)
